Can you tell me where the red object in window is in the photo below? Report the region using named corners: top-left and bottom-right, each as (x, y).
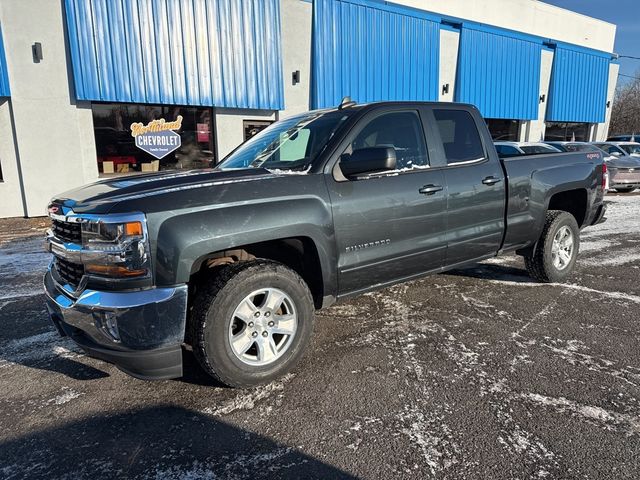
top-left (197, 123), bottom-right (210, 143)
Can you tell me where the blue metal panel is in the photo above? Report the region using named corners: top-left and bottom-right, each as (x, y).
top-left (63, 0), bottom-right (284, 109)
top-left (312, 0), bottom-right (440, 109)
top-left (546, 46), bottom-right (610, 123)
top-left (455, 26), bottom-right (542, 120)
top-left (0, 24), bottom-right (10, 97)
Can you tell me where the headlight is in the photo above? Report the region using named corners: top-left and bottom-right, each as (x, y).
top-left (80, 216), bottom-right (150, 278)
top-left (82, 221), bottom-right (143, 249)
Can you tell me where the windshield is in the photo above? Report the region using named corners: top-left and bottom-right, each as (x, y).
top-left (620, 144), bottom-right (640, 155)
top-left (520, 145), bottom-right (560, 155)
top-left (596, 144), bottom-right (626, 156)
top-left (562, 143), bottom-right (599, 152)
top-left (218, 110), bottom-right (352, 171)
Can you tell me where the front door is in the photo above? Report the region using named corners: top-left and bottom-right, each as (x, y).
top-left (325, 109), bottom-right (448, 295)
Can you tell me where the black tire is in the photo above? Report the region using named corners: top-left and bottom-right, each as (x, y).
top-left (615, 187), bottom-right (635, 193)
top-left (190, 260), bottom-right (315, 388)
top-left (524, 210), bottom-right (580, 283)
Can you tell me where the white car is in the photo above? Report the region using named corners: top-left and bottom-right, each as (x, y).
top-left (606, 141), bottom-right (640, 158)
top-left (494, 142), bottom-right (562, 158)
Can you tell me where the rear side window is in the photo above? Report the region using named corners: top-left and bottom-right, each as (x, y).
top-left (433, 109), bottom-right (485, 164)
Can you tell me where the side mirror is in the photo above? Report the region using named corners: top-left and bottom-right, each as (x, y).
top-left (611, 151), bottom-right (622, 157)
top-left (340, 147), bottom-right (397, 177)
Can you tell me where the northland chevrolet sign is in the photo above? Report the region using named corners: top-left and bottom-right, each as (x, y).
top-left (130, 116), bottom-right (182, 160)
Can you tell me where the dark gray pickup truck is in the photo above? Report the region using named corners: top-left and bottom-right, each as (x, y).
top-left (44, 102), bottom-right (606, 387)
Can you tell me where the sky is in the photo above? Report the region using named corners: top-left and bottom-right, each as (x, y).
top-left (543, 0), bottom-right (640, 85)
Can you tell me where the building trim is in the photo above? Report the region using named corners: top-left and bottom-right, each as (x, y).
top-left (0, 24), bottom-right (10, 97)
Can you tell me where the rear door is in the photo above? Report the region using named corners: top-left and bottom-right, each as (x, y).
top-left (428, 107), bottom-right (506, 266)
top-left (325, 107), bottom-right (447, 295)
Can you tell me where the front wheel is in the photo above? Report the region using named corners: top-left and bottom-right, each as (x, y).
top-left (190, 260), bottom-right (315, 388)
top-left (524, 210), bottom-right (580, 283)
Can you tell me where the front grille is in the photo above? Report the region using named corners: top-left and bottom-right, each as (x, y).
top-left (52, 219), bottom-right (82, 244)
top-left (55, 257), bottom-right (85, 287)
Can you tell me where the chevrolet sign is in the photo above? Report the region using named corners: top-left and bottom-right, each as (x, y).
top-left (130, 116), bottom-right (182, 160)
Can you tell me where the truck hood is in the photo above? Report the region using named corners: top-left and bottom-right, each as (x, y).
top-left (50, 168), bottom-right (277, 214)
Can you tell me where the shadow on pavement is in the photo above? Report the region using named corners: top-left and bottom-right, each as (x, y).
top-left (0, 405), bottom-right (357, 479)
top-left (445, 263), bottom-right (537, 284)
top-left (174, 349), bottom-right (231, 388)
top-left (38, 354), bottom-right (111, 381)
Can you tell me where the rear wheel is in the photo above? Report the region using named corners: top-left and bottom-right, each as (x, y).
top-left (615, 187), bottom-right (635, 193)
top-left (190, 260), bottom-right (315, 388)
top-left (524, 210), bottom-right (580, 283)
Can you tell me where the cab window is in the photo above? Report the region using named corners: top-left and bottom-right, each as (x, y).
top-left (342, 111), bottom-right (429, 170)
top-left (433, 109), bottom-right (485, 164)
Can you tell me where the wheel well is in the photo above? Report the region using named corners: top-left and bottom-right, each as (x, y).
top-left (547, 189), bottom-right (587, 227)
top-left (190, 237), bottom-right (324, 309)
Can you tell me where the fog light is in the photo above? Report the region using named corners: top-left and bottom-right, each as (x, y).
top-left (100, 312), bottom-right (121, 342)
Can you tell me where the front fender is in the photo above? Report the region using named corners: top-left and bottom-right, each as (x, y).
top-left (152, 196), bottom-right (336, 297)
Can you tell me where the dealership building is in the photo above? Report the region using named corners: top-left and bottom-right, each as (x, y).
top-left (0, 0), bottom-right (619, 218)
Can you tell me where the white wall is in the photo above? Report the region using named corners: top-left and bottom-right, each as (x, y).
top-left (438, 29), bottom-right (460, 102)
top-left (396, 0), bottom-right (616, 53)
top-left (0, 100), bottom-right (25, 217)
top-left (215, 109), bottom-right (277, 160)
top-left (0, 0), bottom-right (98, 218)
top-left (280, 0), bottom-right (312, 118)
top-left (526, 48), bottom-right (555, 142)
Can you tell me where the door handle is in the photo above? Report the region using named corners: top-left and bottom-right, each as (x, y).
top-left (482, 176), bottom-right (502, 186)
top-left (418, 184), bottom-right (443, 195)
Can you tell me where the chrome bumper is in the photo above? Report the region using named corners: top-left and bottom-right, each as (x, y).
top-left (44, 267), bottom-right (188, 380)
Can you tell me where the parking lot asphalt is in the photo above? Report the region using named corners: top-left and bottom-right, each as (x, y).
top-left (1, 194), bottom-right (639, 480)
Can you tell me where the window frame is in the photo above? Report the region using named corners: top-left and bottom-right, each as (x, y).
top-left (330, 107), bottom-right (432, 182)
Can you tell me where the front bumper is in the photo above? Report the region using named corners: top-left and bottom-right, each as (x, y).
top-left (44, 267), bottom-right (188, 380)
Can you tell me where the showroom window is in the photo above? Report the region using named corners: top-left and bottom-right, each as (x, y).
top-left (544, 122), bottom-right (591, 142)
top-left (91, 103), bottom-right (215, 175)
top-left (243, 120), bottom-right (273, 141)
top-left (486, 119), bottom-right (521, 141)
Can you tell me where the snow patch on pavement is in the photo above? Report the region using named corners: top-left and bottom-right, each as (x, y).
top-left (45, 387), bottom-right (84, 405)
top-left (0, 237), bottom-right (50, 277)
top-left (144, 448), bottom-right (297, 480)
top-left (202, 374), bottom-right (294, 416)
top-left (400, 405), bottom-right (460, 475)
top-left (0, 330), bottom-right (83, 369)
top-left (581, 249), bottom-right (640, 267)
top-left (486, 279), bottom-right (640, 304)
top-left (522, 393), bottom-right (640, 433)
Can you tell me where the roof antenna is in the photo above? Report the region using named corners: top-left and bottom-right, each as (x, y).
top-left (338, 96), bottom-right (356, 110)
